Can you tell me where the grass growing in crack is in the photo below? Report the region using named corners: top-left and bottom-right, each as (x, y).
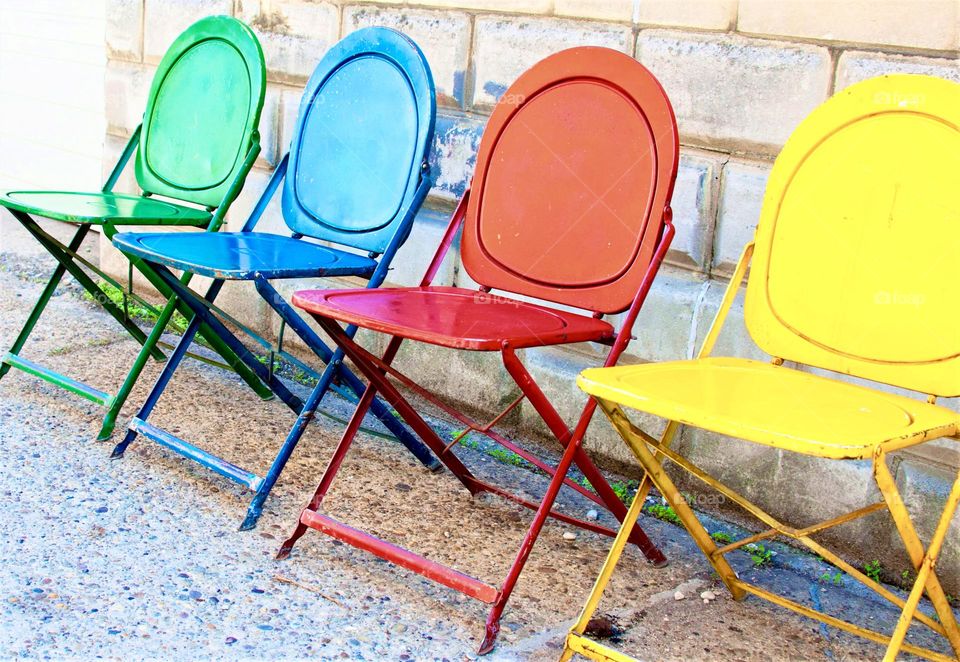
top-left (863, 559), bottom-right (882, 583)
top-left (81, 280), bottom-right (190, 331)
top-left (451, 430), bottom-right (536, 471)
top-left (820, 571), bottom-right (844, 586)
top-left (743, 543), bottom-right (773, 568)
top-left (644, 502), bottom-right (682, 526)
top-left (711, 531), bottom-right (733, 545)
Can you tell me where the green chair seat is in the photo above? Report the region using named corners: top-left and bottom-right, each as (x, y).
top-left (0, 191), bottom-right (211, 226)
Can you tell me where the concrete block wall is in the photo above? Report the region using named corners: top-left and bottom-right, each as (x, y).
top-left (100, 0), bottom-right (960, 587)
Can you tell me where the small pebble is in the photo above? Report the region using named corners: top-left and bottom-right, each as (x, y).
top-left (562, 531), bottom-right (577, 541)
top-left (674, 590), bottom-right (685, 601)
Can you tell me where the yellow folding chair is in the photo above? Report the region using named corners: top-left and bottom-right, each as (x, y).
top-left (561, 74), bottom-right (960, 662)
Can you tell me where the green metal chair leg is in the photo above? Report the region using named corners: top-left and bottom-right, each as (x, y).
top-left (103, 223), bottom-right (274, 404)
top-left (15, 213), bottom-right (165, 360)
top-left (0, 223), bottom-right (91, 381)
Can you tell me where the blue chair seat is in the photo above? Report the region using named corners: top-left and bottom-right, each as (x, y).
top-left (112, 231), bottom-right (377, 280)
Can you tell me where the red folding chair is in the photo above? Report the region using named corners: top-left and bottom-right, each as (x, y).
top-left (277, 47), bottom-right (679, 653)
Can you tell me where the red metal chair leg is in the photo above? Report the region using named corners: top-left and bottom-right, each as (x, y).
top-left (502, 346), bottom-right (667, 566)
top-left (281, 320), bottom-right (665, 654)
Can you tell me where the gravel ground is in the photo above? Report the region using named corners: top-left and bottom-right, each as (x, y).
top-left (0, 232), bottom-right (957, 661)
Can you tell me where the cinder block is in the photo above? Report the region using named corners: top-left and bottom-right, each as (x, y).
top-left (256, 85), bottom-right (283, 170)
top-left (619, 267), bottom-right (709, 363)
top-left (104, 60), bottom-right (155, 137)
top-left (384, 207), bottom-right (459, 288)
top-left (691, 278), bottom-right (770, 361)
top-left (554, 0), bottom-right (633, 23)
top-left (143, 0), bottom-right (234, 64)
top-left (637, 30), bottom-right (832, 154)
top-left (712, 159), bottom-right (770, 276)
top-left (343, 6), bottom-right (471, 108)
top-left (637, 0), bottom-right (737, 30)
top-left (669, 150), bottom-right (722, 271)
top-left (391, 341), bottom-right (523, 421)
top-left (106, 0), bottom-right (143, 62)
top-left (519, 345), bottom-right (669, 468)
top-left (836, 51), bottom-right (960, 91)
top-left (405, 0), bottom-right (550, 13)
top-left (428, 112), bottom-right (485, 205)
top-left (278, 88), bottom-right (301, 159)
top-left (238, 1), bottom-right (340, 84)
top-left (101, 133), bottom-right (141, 197)
top-left (472, 15), bottom-right (633, 108)
top-left (225, 167), bottom-right (285, 234)
top-left (739, 0), bottom-right (959, 52)
top-left (895, 458), bottom-right (959, 591)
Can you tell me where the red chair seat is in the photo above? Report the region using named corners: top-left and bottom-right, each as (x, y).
top-left (292, 286), bottom-right (615, 350)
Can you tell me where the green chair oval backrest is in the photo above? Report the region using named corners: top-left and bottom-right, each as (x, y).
top-left (134, 15), bottom-right (266, 209)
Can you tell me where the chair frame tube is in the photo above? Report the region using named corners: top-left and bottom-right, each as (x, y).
top-left (561, 243), bottom-right (960, 662)
top-left (278, 191), bottom-right (675, 653)
top-left (109, 157), bottom-right (440, 530)
top-left (0, 125), bottom-right (273, 440)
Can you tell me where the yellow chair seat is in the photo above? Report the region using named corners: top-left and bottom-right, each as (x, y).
top-left (578, 357), bottom-right (959, 460)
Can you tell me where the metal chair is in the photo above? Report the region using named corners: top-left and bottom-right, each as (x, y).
top-left (109, 27), bottom-right (440, 530)
top-left (0, 16), bottom-right (270, 441)
top-left (277, 47), bottom-right (680, 654)
top-left (562, 74), bottom-right (960, 662)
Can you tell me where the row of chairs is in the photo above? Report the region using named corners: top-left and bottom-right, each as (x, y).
top-left (1, 14), bottom-right (957, 661)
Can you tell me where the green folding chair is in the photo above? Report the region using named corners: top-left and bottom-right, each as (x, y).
top-left (0, 16), bottom-right (270, 440)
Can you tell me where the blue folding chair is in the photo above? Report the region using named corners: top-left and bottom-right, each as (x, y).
top-left (109, 27), bottom-right (440, 530)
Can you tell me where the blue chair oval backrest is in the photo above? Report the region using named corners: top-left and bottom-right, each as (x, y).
top-left (135, 16), bottom-right (266, 209)
top-left (281, 27), bottom-right (436, 254)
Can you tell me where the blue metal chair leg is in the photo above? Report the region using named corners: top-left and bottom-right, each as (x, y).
top-left (239, 358), bottom-right (334, 530)
top-left (149, 265), bottom-right (304, 413)
top-left (111, 280), bottom-right (225, 458)
top-left (254, 277), bottom-right (439, 471)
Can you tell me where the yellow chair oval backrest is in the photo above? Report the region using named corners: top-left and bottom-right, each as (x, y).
top-left (745, 74), bottom-right (960, 397)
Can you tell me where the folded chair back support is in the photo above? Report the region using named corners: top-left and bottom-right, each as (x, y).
top-left (278, 47), bottom-right (679, 655)
top-left (562, 75), bottom-right (960, 662)
top-left (108, 27), bottom-right (439, 531)
top-left (462, 52), bottom-right (676, 313)
top-left (0, 15), bottom-right (268, 442)
top-left (283, 36), bottom-right (434, 251)
top-left (745, 75), bottom-right (960, 396)
top-left (137, 18), bottom-right (266, 207)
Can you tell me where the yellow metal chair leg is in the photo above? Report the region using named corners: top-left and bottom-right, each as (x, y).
top-left (875, 452), bottom-right (960, 660)
top-left (561, 450), bottom-right (651, 661)
top-left (602, 401), bottom-right (744, 598)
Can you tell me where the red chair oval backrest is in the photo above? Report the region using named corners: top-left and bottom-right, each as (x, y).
top-left (461, 47), bottom-right (679, 315)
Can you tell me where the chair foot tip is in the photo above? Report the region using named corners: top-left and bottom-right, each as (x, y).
top-left (238, 516), bottom-right (259, 532)
top-left (109, 450), bottom-right (124, 460)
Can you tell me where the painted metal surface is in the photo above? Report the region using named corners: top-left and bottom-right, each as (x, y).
top-left (561, 75), bottom-right (960, 662)
top-left (109, 27), bottom-right (439, 531)
top-left (282, 27), bottom-right (436, 253)
top-left (0, 191), bottom-right (211, 225)
top-left (113, 232), bottom-right (378, 280)
top-left (135, 16), bottom-right (266, 208)
top-left (579, 358), bottom-right (959, 459)
top-left (0, 16), bottom-right (269, 441)
top-left (745, 74), bottom-right (960, 397)
top-left (461, 47), bottom-right (678, 315)
top-left (280, 47), bottom-right (679, 655)
top-left (291, 286), bottom-right (616, 350)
